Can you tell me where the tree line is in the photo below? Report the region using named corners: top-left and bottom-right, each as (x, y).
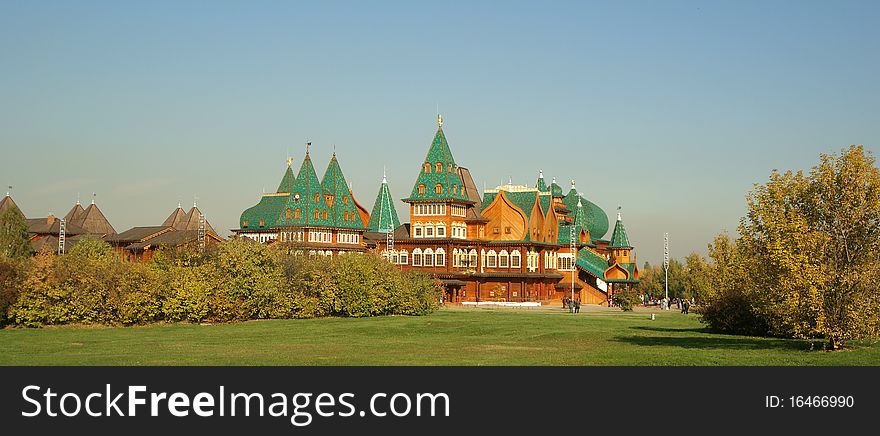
top-left (0, 236), bottom-right (442, 327)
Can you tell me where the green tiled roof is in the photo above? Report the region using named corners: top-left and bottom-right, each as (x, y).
top-left (276, 165), bottom-right (296, 193)
top-left (240, 194), bottom-right (287, 229)
top-left (320, 154), bottom-right (363, 229)
top-left (405, 127), bottom-right (470, 202)
top-left (609, 214), bottom-right (631, 248)
top-left (550, 181), bottom-right (564, 197)
top-left (538, 194), bottom-right (551, 216)
top-left (536, 171), bottom-right (548, 192)
top-left (279, 153), bottom-right (334, 227)
top-left (563, 187), bottom-right (609, 240)
top-left (367, 175), bottom-right (401, 232)
top-left (577, 249), bottom-right (610, 278)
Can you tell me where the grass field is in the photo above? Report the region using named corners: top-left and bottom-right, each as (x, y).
top-left (1, 306), bottom-right (878, 365)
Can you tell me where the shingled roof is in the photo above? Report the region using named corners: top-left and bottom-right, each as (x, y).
top-left (404, 123), bottom-right (470, 203)
top-left (367, 173), bottom-right (400, 233)
top-left (70, 203), bottom-right (116, 236)
top-left (320, 154), bottom-right (363, 229)
top-left (562, 184), bottom-right (609, 240)
top-left (0, 195), bottom-right (24, 219)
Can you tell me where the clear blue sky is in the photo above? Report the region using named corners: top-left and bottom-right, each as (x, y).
top-left (2, 0), bottom-right (878, 265)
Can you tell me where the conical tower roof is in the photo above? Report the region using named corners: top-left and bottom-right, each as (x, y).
top-left (183, 206), bottom-right (216, 234)
top-left (536, 170), bottom-right (548, 192)
top-left (276, 160), bottom-right (297, 194)
top-left (78, 203), bottom-right (116, 235)
top-left (320, 153), bottom-right (363, 229)
top-left (162, 205), bottom-right (188, 228)
top-left (404, 121), bottom-right (470, 203)
top-left (0, 194), bottom-right (25, 219)
top-left (278, 151), bottom-right (334, 227)
top-left (367, 172), bottom-right (401, 232)
top-left (64, 203), bottom-right (85, 223)
top-left (609, 208), bottom-right (631, 248)
top-left (573, 197), bottom-right (589, 234)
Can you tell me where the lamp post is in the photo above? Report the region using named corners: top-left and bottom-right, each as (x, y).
top-left (664, 232), bottom-right (669, 303)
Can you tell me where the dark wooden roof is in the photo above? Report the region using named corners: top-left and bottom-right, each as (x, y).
top-left (0, 195), bottom-right (25, 219)
top-left (106, 226), bottom-right (172, 244)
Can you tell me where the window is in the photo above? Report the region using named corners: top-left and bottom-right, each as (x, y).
top-left (481, 250), bottom-right (486, 267)
top-left (242, 219), bottom-right (249, 228)
top-left (343, 211), bottom-right (348, 221)
top-left (425, 226), bottom-right (434, 237)
top-left (487, 250), bottom-right (497, 268)
top-left (505, 227), bottom-right (511, 234)
top-left (259, 218), bottom-right (265, 227)
top-left (343, 196), bottom-right (349, 205)
top-left (295, 208), bottom-right (301, 219)
top-left (314, 210), bottom-right (319, 220)
top-left (448, 163), bottom-right (453, 173)
top-left (423, 248), bottom-right (434, 267)
top-left (315, 193), bottom-right (320, 203)
top-left (435, 248), bottom-right (445, 266)
top-left (452, 248), bottom-right (460, 267)
top-left (511, 250), bottom-right (521, 268)
top-left (286, 208), bottom-right (292, 220)
top-left (436, 162), bottom-right (442, 172)
top-left (499, 250), bottom-right (509, 268)
top-left (558, 254), bottom-right (575, 271)
top-left (412, 248), bottom-right (422, 266)
top-left (469, 249), bottom-right (478, 269)
top-left (399, 250), bottom-right (408, 265)
top-left (435, 184), bottom-right (442, 195)
top-left (322, 210), bottom-right (327, 220)
top-left (418, 184), bottom-right (426, 195)
top-left (413, 225), bottom-right (423, 238)
top-left (424, 163), bottom-right (431, 173)
top-left (436, 225), bottom-right (446, 237)
top-left (452, 184), bottom-right (457, 195)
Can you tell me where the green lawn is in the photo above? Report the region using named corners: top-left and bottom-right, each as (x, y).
top-left (1, 306), bottom-right (878, 365)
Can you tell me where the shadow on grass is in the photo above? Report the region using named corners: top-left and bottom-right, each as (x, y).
top-left (629, 326), bottom-right (711, 334)
top-left (615, 334), bottom-right (813, 351)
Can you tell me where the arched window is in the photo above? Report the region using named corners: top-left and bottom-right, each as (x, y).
top-left (435, 162), bottom-right (443, 172)
top-left (423, 248), bottom-right (434, 267)
top-left (452, 184), bottom-right (457, 195)
top-left (322, 210), bottom-right (327, 220)
top-left (487, 250), bottom-right (497, 268)
top-left (259, 218), bottom-right (265, 227)
top-left (418, 184), bottom-right (426, 195)
top-left (314, 209), bottom-right (319, 220)
top-left (499, 250), bottom-right (509, 268)
top-left (343, 211), bottom-right (348, 221)
top-left (452, 248), bottom-right (459, 267)
top-left (412, 248), bottom-right (423, 266)
top-left (511, 250), bottom-right (521, 268)
top-left (435, 248), bottom-right (445, 267)
top-left (343, 196), bottom-right (349, 205)
top-left (314, 193), bottom-right (320, 203)
top-left (242, 219), bottom-right (249, 228)
top-left (424, 163), bottom-right (431, 173)
top-left (448, 163), bottom-right (453, 173)
top-left (295, 208), bottom-right (301, 219)
top-left (286, 208), bottom-right (292, 220)
top-left (435, 184), bottom-right (442, 195)
top-left (399, 250), bottom-right (408, 265)
top-left (469, 249), bottom-right (478, 269)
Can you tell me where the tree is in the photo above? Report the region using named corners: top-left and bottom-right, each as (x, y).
top-left (700, 145), bottom-right (880, 348)
top-left (0, 205), bottom-right (32, 258)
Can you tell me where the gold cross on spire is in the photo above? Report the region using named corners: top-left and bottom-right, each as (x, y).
top-left (287, 156), bottom-right (293, 167)
top-left (438, 114), bottom-right (443, 127)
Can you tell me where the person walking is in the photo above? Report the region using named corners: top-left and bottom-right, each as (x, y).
top-left (574, 299), bottom-right (581, 313)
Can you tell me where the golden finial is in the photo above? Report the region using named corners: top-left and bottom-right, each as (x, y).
top-left (438, 114), bottom-right (443, 127)
top-left (287, 156), bottom-right (293, 167)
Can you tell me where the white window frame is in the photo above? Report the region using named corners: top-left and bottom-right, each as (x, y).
top-left (424, 248), bottom-right (434, 267)
top-left (511, 250), bottom-right (521, 268)
top-left (412, 248), bottom-right (422, 266)
top-left (435, 248), bottom-right (445, 266)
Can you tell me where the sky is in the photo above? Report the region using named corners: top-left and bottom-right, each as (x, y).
top-left (1, 0), bottom-right (878, 265)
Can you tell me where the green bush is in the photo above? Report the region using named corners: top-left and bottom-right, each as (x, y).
top-left (612, 290), bottom-right (641, 311)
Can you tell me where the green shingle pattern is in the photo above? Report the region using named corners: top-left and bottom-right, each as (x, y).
top-left (609, 217), bottom-right (631, 248)
top-left (277, 154), bottom-right (334, 227)
top-left (577, 249), bottom-right (610, 279)
top-left (550, 182), bottom-right (564, 197)
top-left (563, 188), bottom-right (609, 240)
top-left (536, 175), bottom-right (547, 192)
top-left (276, 166), bottom-right (296, 193)
top-left (319, 155), bottom-right (363, 229)
top-left (240, 194), bottom-right (287, 229)
top-left (368, 179), bottom-right (401, 232)
top-left (405, 128), bottom-right (469, 202)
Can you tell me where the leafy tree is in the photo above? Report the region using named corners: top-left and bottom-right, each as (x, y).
top-left (0, 205), bottom-right (32, 258)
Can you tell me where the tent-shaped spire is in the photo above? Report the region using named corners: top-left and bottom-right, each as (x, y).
top-left (279, 151), bottom-right (333, 227)
top-left (276, 158), bottom-right (297, 194)
top-left (0, 194), bottom-right (24, 219)
top-left (368, 171), bottom-right (401, 232)
top-left (320, 153), bottom-right (363, 229)
top-left (609, 208), bottom-right (631, 248)
top-left (162, 205), bottom-right (188, 228)
top-left (573, 197), bottom-right (589, 234)
top-left (64, 202), bottom-right (85, 223)
top-left (404, 120), bottom-right (470, 202)
top-left (536, 169), bottom-right (548, 192)
top-left (76, 203), bottom-right (116, 235)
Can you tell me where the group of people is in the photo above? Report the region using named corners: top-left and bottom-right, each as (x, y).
top-left (562, 296), bottom-right (581, 313)
top-left (644, 295), bottom-right (694, 314)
